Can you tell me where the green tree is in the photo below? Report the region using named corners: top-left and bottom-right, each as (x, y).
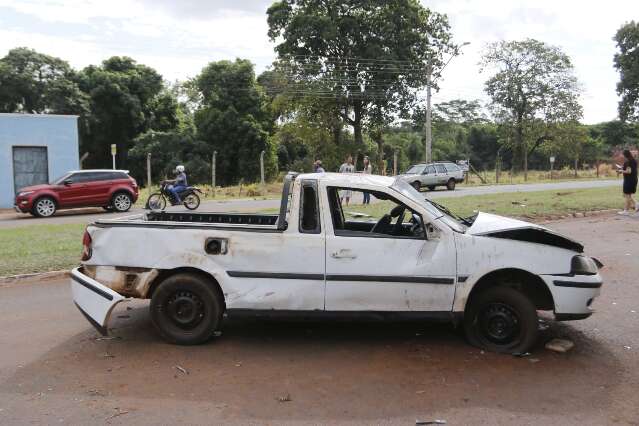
top-left (0, 47), bottom-right (87, 114)
top-left (614, 21), bottom-right (639, 121)
top-left (194, 59), bottom-right (277, 185)
top-left (480, 39), bottom-right (582, 179)
top-left (266, 0), bottom-right (457, 155)
top-left (78, 56), bottom-right (170, 169)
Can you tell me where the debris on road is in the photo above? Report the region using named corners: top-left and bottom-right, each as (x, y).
top-left (87, 389), bottom-right (106, 397)
top-left (623, 346), bottom-right (632, 350)
top-left (95, 336), bottom-right (120, 341)
top-left (174, 365), bottom-right (189, 375)
top-left (513, 352), bottom-right (531, 357)
top-left (545, 338), bottom-right (574, 353)
top-left (529, 358), bottom-right (540, 363)
top-left (276, 393), bottom-right (292, 403)
top-left (416, 419), bottom-right (446, 425)
top-left (106, 408), bottom-right (129, 420)
top-left (416, 390), bottom-right (426, 394)
top-left (101, 352), bottom-right (115, 358)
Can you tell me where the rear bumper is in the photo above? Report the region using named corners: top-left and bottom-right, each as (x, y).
top-left (70, 267), bottom-right (125, 335)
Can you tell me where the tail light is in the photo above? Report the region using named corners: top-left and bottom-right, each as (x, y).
top-left (81, 229), bottom-right (92, 261)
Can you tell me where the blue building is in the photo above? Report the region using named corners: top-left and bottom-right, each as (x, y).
top-left (0, 113), bottom-right (79, 208)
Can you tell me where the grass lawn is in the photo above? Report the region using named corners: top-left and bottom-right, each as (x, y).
top-left (0, 223), bottom-right (85, 276)
top-left (342, 187), bottom-right (623, 221)
top-left (0, 186), bottom-right (623, 277)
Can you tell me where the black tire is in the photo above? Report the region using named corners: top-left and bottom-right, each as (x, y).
top-left (446, 179), bottom-right (456, 190)
top-left (183, 192), bottom-right (200, 210)
top-left (32, 197), bottom-right (57, 217)
top-left (111, 192), bottom-right (133, 212)
top-left (150, 273), bottom-right (223, 345)
top-left (412, 181), bottom-right (421, 191)
top-left (147, 193), bottom-right (166, 210)
top-left (427, 185), bottom-right (436, 191)
top-left (463, 286), bottom-right (538, 354)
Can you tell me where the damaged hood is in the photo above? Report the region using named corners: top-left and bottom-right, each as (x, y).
top-left (467, 212), bottom-right (584, 253)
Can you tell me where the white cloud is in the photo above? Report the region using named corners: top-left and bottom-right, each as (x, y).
top-left (1, 0), bottom-right (637, 122)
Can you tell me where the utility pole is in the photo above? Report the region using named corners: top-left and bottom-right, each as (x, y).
top-left (211, 151), bottom-right (217, 198)
top-left (260, 150), bottom-right (266, 190)
top-left (393, 150), bottom-right (398, 176)
top-left (424, 59), bottom-right (432, 164)
top-left (146, 153), bottom-right (152, 188)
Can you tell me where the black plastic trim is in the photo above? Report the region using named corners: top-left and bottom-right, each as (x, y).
top-left (71, 273), bottom-right (113, 301)
top-left (553, 280), bottom-right (603, 289)
top-left (227, 271), bottom-right (324, 280)
top-left (457, 276), bottom-right (469, 283)
top-left (326, 274), bottom-right (454, 285)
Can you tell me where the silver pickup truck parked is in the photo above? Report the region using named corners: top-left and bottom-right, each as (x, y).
top-left (71, 173), bottom-right (603, 354)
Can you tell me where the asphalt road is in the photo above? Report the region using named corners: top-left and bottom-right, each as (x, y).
top-left (0, 179), bottom-right (620, 228)
top-left (0, 214), bottom-right (637, 424)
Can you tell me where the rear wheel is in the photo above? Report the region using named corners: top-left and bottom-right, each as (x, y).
top-left (112, 192), bottom-right (132, 212)
top-left (464, 287), bottom-right (538, 354)
top-left (150, 273), bottom-right (223, 345)
top-left (32, 197), bottom-right (56, 217)
top-left (183, 192), bottom-right (200, 210)
top-left (446, 178), bottom-right (456, 190)
top-left (411, 181), bottom-right (421, 191)
top-left (147, 193), bottom-right (166, 210)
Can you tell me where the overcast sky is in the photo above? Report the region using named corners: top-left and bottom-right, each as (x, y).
top-left (1, 0), bottom-right (636, 123)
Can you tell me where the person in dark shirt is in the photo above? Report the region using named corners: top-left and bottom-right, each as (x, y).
top-left (617, 149), bottom-right (638, 215)
top-left (168, 165), bottom-right (188, 204)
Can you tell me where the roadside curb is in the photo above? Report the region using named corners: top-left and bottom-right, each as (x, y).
top-left (533, 209), bottom-right (618, 224)
top-left (0, 270), bottom-right (70, 285)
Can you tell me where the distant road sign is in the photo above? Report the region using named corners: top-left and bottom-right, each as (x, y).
top-left (550, 156), bottom-right (555, 163)
top-left (111, 144), bottom-right (117, 155)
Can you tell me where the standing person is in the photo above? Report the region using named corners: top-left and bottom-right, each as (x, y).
top-left (617, 149), bottom-right (638, 215)
top-left (339, 155), bottom-right (355, 206)
top-left (313, 160), bottom-right (325, 173)
top-left (361, 155), bottom-right (372, 205)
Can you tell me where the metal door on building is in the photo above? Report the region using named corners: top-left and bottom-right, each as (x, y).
top-left (12, 146), bottom-right (49, 195)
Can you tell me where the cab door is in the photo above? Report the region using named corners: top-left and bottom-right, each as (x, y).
top-left (322, 186), bottom-right (456, 312)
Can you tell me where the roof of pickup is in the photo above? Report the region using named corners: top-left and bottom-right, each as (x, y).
top-left (295, 172), bottom-right (396, 187)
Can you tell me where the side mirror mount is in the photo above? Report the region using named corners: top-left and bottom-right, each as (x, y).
top-left (63, 179), bottom-right (73, 186)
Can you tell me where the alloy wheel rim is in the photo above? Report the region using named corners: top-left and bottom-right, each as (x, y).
top-left (114, 194), bottom-right (130, 211)
top-left (37, 199), bottom-right (55, 216)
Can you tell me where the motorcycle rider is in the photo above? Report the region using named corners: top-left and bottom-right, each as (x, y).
top-left (167, 165), bottom-right (188, 204)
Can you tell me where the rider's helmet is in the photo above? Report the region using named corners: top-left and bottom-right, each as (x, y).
top-left (176, 165), bottom-right (185, 173)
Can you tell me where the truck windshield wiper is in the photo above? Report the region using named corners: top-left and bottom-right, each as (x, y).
top-left (425, 199), bottom-right (473, 226)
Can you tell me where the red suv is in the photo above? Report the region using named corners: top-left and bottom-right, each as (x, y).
top-left (15, 170), bottom-right (139, 217)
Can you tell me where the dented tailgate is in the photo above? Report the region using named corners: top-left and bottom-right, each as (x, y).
top-left (71, 267), bottom-right (125, 335)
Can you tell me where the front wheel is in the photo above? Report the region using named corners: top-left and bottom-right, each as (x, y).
top-left (147, 193), bottom-right (166, 210)
top-left (32, 197), bottom-right (57, 217)
top-left (446, 179), bottom-right (456, 190)
top-left (150, 273), bottom-right (223, 345)
top-left (463, 287), bottom-right (538, 354)
top-left (183, 192), bottom-right (200, 210)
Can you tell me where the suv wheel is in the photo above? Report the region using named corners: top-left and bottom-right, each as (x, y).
top-left (464, 287), bottom-right (538, 354)
top-left (33, 197), bottom-right (57, 217)
top-left (150, 273), bottom-right (223, 345)
top-left (412, 181), bottom-right (421, 191)
top-left (446, 178), bottom-right (456, 190)
top-left (112, 192), bottom-right (132, 212)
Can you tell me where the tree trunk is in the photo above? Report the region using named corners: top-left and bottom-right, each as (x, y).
top-left (373, 129), bottom-right (384, 175)
top-left (574, 156), bottom-right (578, 178)
top-left (353, 102), bottom-right (363, 145)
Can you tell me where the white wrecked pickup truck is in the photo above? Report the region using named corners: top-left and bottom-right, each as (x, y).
top-left (71, 173), bottom-right (603, 353)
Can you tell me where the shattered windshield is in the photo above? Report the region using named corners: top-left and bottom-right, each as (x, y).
top-left (391, 178), bottom-right (468, 232)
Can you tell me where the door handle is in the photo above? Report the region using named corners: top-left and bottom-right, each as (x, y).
top-left (331, 250), bottom-right (357, 259)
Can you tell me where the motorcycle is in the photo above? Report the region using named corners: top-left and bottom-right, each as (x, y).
top-left (146, 181), bottom-right (202, 211)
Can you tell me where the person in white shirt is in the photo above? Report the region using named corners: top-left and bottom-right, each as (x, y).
top-left (338, 155), bottom-right (355, 206)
